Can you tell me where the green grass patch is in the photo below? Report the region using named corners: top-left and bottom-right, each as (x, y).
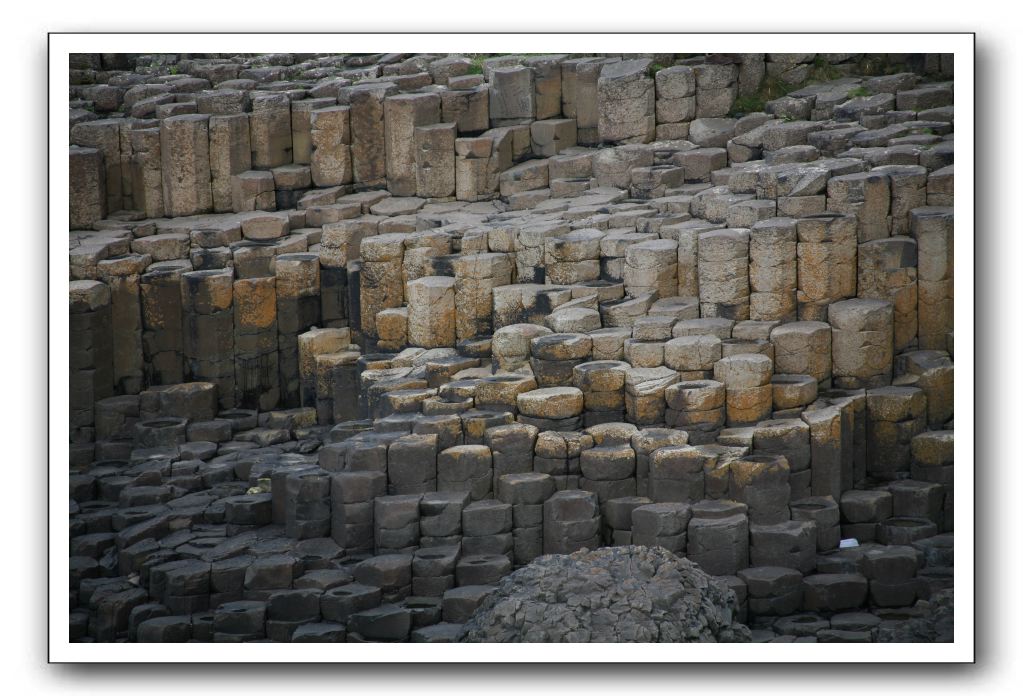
top-left (731, 94), bottom-right (765, 114)
top-left (847, 86), bottom-right (870, 98)
top-left (729, 74), bottom-right (794, 116)
top-left (809, 56), bottom-right (841, 82)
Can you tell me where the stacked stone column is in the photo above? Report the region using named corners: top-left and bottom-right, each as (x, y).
top-left (698, 228), bottom-right (750, 319)
top-left (687, 500), bottom-right (750, 575)
top-left (454, 137), bottom-right (496, 202)
top-left (530, 333), bottom-right (592, 388)
top-left (654, 66), bottom-right (696, 140)
top-left (208, 114), bottom-right (251, 213)
top-left (695, 62), bottom-right (738, 118)
top-left (70, 119), bottom-right (126, 214)
top-left (461, 499), bottom-right (514, 562)
top-left (317, 350), bottom-right (362, 425)
top-left (384, 93), bottom-right (441, 196)
top-left (139, 263), bottom-right (185, 387)
top-left (910, 207), bottom-right (954, 350)
top-left (160, 114), bottom-right (213, 217)
top-left (800, 400), bottom-right (850, 502)
top-left (419, 491), bottom-right (470, 549)
top-left (753, 419), bottom-right (812, 501)
top-left (599, 231), bottom-right (656, 285)
top-left (597, 59), bottom-right (655, 144)
top-left (573, 360), bottom-right (628, 426)
top-left (749, 217), bottom-right (797, 322)
top-left (130, 128), bottom-right (165, 218)
top-left (629, 428), bottom-right (689, 500)
top-left (98, 255), bottom-right (147, 395)
top-left (790, 496), bottom-right (841, 552)
top-left (310, 106), bottom-right (353, 188)
top-left (858, 236), bottom-right (918, 352)
top-left (826, 171), bottom-right (890, 243)
top-left (489, 66), bottom-right (534, 126)
top-left (284, 468), bottom-right (332, 540)
top-left (795, 213), bottom-right (858, 321)
top-left (437, 444), bottom-right (492, 502)
top-left (232, 276), bottom-right (279, 411)
top-left (486, 423), bottom-right (537, 483)
top-left (181, 269), bottom-right (234, 409)
top-left (770, 321), bottom-right (832, 389)
top-left (714, 354), bottom-right (773, 427)
top-left (359, 234), bottom-right (406, 342)
top-left (543, 490), bottom-right (600, 554)
top-left (69, 281), bottom-right (114, 452)
top-left (414, 123), bottom-right (456, 198)
top-left (296, 327), bottom-right (351, 410)
top-left (829, 298), bottom-right (894, 389)
top-left (749, 518), bottom-right (816, 574)
top-left (452, 253), bottom-right (512, 341)
top-left (771, 374), bottom-right (818, 419)
top-left (579, 444), bottom-right (637, 505)
top-left (624, 366), bottom-right (678, 426)
top-left (388, 433), bottom-right (439, 495)
top-left (665, 380), bottom-right (726, 444)
top-left (407, 276), bottom-right (456, 349)
top-left (533, 431), bottom-right (591, 491)
top-left (69, 146), bottom-right (106, 228)
top-left (631, 502), bottom-right (690, 555)
top-left (649, 445), bottom-right (710, 504)
top-left (623, 239), bottom-right (678, 299)
top-left (474, 374), bottom-right (534, 415)
top-left (895, 350), bottom-right (953, 429)
top-left (374, 494), bottom-right (422, 555)
top-left (249, 93), bottom-right (293, 169)
top-left (291, 97), bottom-right (336, 165)
top-left (865, 386), bottom-right (927, 480)
top-left (874, 165), bottom-right (927, 236)
top-left (664, 334), bottom-right (721, 380)
top-left (275, 253), bottom-right (321, 406)
top-left (545, 229), bottom-right (603, 285)
top-left (341, 82), bottom-right (397, 189)
top-left (728, 454), bottom-right (791, 525)
top-left (517, 387), bottom-right (584, 432)
top-left (492, 323), bottom-right (551, 372)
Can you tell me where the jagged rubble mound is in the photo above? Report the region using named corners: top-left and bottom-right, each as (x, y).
top-left (878, 589), bottom-right (954, 643)
top-left (459, 545), bottom-right (751, 643)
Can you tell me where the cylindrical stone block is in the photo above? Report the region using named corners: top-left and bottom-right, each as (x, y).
top-left (160, 114), bottom-right (213, 217)
top-left (749, 217), bottom-right (797, 322)
top-left (407, 276), bottom-right (456, 349)
top-left (698, 228), bottom-right (750, 320)
top-left (829, 298), bottom-right (894, 389)
top-left (795, 213), bottom-right (857, 321)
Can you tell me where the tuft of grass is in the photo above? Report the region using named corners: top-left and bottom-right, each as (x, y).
top-left (730, 74), bottom-right (795, 116)
top-left (848, 86), bottom-right (870, 98)
top-left (648, 63), bottom-right (664, 79)
top-left (731, 94), bottom-right (765, 114)
top-left (809, 56), bottom-right (841, 82)
top-left (169, 65), bottom-right (179, 75)
top-left (463, 54), bottom-right (484, 72)
top-left (759, 74), bottom-right (795, 101)
top-left (857, 54), bottom-right (894, 77)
